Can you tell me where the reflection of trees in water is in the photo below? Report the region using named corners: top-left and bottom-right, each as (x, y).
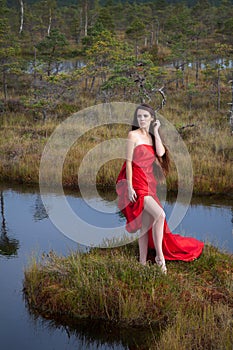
top-left (25, 311), bottom-right (157, 350)
top-left (0, 191), bottom-right (19, 257)
top-left (33, 195), bottom-right (48, 221)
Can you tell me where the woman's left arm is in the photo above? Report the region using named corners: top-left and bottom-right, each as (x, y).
top-left (153, 120), bottom-right (165, 157)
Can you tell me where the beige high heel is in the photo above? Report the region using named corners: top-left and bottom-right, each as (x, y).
top-left (155, 256), bottom-right (167, 274)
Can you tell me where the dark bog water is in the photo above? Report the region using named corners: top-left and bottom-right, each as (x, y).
top-left (0, 184), bottom-right (232, 350)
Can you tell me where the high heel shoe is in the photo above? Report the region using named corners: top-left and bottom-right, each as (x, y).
top-left (155, 256), bottom-right (167, 275)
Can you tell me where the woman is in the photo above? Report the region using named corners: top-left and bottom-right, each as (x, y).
top-left (116, 103), bottom-right (204, 274)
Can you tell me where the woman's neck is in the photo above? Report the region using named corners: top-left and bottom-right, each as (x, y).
top-left (139, 127), bottom-right (150, 135)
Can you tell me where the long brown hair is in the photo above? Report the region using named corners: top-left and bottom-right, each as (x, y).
top-left (132, 103), bottom-right (170, 177)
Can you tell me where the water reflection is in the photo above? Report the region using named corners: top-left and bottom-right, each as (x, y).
top-left (0, 184), bottom-right (232, 350)
top-left (0, 191), bottom-right (19, 257)
top-left (32, 194), bottom-right (48, 222)
top-left (27, 312), bottom-right (158, 350)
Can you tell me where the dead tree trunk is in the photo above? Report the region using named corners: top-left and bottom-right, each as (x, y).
top-left (155, 19), bottom-right (159, 46)
top-left (228, 79), bottom-right (233, 134)
top-left (84, 0), bottom-right (88, 36)
top-left (195, 36), bottom-right (200, 82)
top-left (0, 192), bottom-right (5, 229)
top-left (217, 66), bottom-right (221, 111)
top-left (48, 8), bottom-right (52, 36)
top-left (19, 0), bottom-right (24, 34)
top-left (76, 8), bottom-right (83, 43)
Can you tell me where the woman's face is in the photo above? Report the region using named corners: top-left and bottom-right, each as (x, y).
top-left (136, 109), bottom-right (154, 129)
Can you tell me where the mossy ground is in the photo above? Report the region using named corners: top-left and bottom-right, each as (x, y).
top-left (23, 242), bottom-right (233, 349)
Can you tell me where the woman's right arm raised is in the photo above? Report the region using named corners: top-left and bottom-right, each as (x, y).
top-left (126, 132), bottom-right (137, 202)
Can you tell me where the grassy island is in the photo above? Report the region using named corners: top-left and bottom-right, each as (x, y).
top-left (23, 242), bottom-right (233, 349)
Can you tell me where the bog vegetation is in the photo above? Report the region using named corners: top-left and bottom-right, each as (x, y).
top-left (23, 242), bottom-right (233, 349)
top-left (0, 0), bottom-right (233, 193)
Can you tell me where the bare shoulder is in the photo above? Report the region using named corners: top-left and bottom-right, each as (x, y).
top-left (128, 130), bottom-right (139, 141)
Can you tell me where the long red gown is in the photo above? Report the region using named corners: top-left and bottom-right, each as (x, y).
top-left (116, 144), bottom-right (204, 261)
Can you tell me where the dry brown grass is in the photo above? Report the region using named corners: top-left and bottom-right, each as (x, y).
top-left (0, 73), bottom-right (232, 194)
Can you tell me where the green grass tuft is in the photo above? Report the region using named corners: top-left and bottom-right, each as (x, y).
top-left (23, 243), bottom-right (233, 349)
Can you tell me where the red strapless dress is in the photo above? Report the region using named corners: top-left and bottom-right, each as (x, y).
top-left (116, 144), bottom-right (204, 261)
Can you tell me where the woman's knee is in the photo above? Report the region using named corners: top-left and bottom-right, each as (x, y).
top-left (153, 209), bottom-right (165, 225)
top-left (152, 210), bottom-right (165, 229)
top-left (160, 208), bottom-right (166, 219)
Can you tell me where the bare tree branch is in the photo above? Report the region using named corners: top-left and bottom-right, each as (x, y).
top-left (152, 86), bottom-right (166, 112)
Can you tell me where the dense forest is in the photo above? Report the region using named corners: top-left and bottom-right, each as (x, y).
top-left (1, 0), bottom-right (233, 107)
top-left (0, 0), bottom-right (232, 192)
top-left (6, 0), bottom-right (233, 7)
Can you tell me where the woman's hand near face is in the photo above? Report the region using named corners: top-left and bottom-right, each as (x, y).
top-left (152, 119), bottom-right (165, 157)
top-left (153, 119), bottom-right (161, 131)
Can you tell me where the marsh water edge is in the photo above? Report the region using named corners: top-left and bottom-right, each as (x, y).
top-left (0, 184), bottom-right (232, 350)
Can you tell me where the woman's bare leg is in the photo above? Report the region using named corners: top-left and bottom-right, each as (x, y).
top-left (139, 211), bottom-right (151, 265)
top-left (144, 196), bottom-right (166, 262)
